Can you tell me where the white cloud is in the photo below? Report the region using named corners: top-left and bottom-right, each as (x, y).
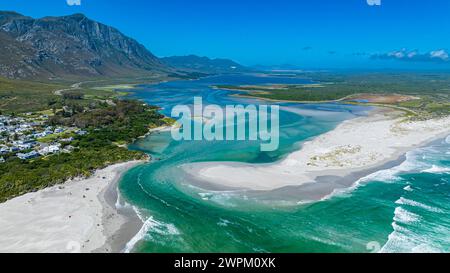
top-left (430, 50), bottom-right (449, 61)
top-left (67, 0), bottom-right (81, 6)
top-left (372, 49), bottom-right (449, 63)
top-left (367, 0), bottom-right (381, 6)
top-left (388, 50), bottom-right (405, 59)
top-left (407, 51), bottom-right (418, 58)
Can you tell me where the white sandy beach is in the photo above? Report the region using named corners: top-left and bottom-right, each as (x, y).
top-left (184, 108), bottom-right (450, 191)
top-left (0, 161), bottom-right (144, 253)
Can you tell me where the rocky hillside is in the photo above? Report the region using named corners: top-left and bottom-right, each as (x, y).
top-left (0, 11), bottom-right (171, 80)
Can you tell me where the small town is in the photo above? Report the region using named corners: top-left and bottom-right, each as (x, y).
top-left (0, 112), bottom-right (87, 163)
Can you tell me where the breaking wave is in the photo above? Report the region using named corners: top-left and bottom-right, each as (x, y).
top-left (422, 165), bottom-right (450, 174)
top-left (380, 222), bottom-right (441, 253)
top-left (124, 207), bottom-right (180, 253)
top-left (393, 207), bottom-right (421, 224)
top-left (395, 197), bottom-right (444, 213)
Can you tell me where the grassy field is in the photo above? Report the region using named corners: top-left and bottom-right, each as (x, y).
top-left (0, 75), bottom-right (176, 114)
top-left (0, 77), bottom-right (65, 114)
top-left (216, 83), bottom-right (354, 102)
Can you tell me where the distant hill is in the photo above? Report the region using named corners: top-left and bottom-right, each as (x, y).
top-left (0, 11), bottom-right (172, 80)
top-left (251, 64), bottom-right (305, 71)
top-left (161, 55), bottom-right (250, 74)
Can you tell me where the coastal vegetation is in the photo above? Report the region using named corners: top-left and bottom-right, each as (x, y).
top-left (48, 100), bottom-right (165, 140)
top-left (0, 145), bottom-right (145, 202)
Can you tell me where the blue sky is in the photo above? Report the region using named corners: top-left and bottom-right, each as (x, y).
top-left (1, 0), bottom-right (449, 69)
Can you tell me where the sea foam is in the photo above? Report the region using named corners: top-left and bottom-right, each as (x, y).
top-left (421, 165), bottom-right (450, 174)
top-left (380, 222), bottom-right (440, 253)
top-left (393, 207), bottom-right (420, 224)
top-left (124, 214), bottom-right (180, 253)
top-left (395, 197), bottom-right (443, 213)
top-left (403, 185), bottom-right (413, 192)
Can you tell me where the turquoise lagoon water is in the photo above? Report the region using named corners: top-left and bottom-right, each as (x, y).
top-left (118, 74), bottom-right (450, 253)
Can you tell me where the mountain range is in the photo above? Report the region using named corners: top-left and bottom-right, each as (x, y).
top-left (0, 11), bottom-right (173, 80)
top-left (161, 55), bottom-right (250, 74)
top-left (0, 11), bottom-right (250, 81)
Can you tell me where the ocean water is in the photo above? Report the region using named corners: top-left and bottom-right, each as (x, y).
top-left (118, 74), bottom-right (450, 253)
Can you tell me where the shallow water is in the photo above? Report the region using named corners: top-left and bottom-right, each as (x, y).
top-left (119, 74), bottom-right (450, 253)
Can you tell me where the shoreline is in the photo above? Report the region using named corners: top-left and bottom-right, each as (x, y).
top-left (182, 108), bottom-right (450, 202)
top-left (93, 161), bottom-right (145, 253)
top-left (0, 160), bottom-right (145, 253)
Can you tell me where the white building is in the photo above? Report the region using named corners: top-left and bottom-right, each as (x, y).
top-left (17, 151), bottom-right (39, 160)
top-left (38, 145), bottom-right (60, 155)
